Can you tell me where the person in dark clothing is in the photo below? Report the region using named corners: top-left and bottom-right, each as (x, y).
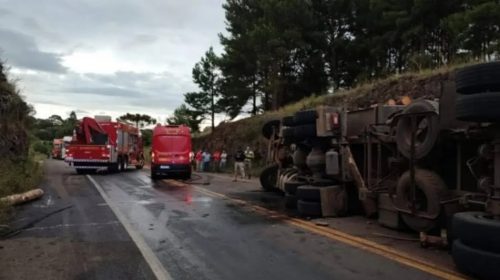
top-left (233, 147), bottom-right (246, 181)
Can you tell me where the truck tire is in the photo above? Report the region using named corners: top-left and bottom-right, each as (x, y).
top-left (396, 100), bottom-right (439, 159)
top-left (396, 169), bottom-right (447, 232)
top-left (284, 181), bottom-right (306, 195)
top-left (294, 109), bottom-right (317, 125)
top-left (452, 211), bottom-right (500, 253)
top-left (108, 163), bottom-right (119, 173)
top-left (262, 119), bottom-right (281, 139)
top-left (285, 193), bottom-right (298, 209)
top-left (76, 169), bottom-right (85, 175)
top-left (117, 157), bottom-right (123, 172)
top-left (260, 164), bottom-right (278, 191)
top-left (296, 185), bottom-right (322, 202)
top-left (455, 62), bottom-right (500, 94)
top-left (136, 155), bottom-right (145, 170)
top-left (282, 116), bottom-right (295, 127)
top-left (452, 239), bottom-right (500, 280)
top-left (297, 200), bottom-right (322, 217)
top-left (294, 124), bottom-right (316, 140)
top-left (455, 92), bottom-right (500, 122)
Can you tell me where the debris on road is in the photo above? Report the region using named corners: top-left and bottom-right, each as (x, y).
top-left (0, 188), bottom-right (44, 206)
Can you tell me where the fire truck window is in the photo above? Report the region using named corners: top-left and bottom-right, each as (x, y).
top-left (91, 129), bottom-right (108, 145)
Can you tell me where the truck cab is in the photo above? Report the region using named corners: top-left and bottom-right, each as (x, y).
top-left (151, 124), bottom-right (192, 180)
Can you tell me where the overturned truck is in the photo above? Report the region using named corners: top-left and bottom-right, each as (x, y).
top-left (260, 62), bottom-right (500, 279)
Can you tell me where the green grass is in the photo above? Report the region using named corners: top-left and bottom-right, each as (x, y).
top-left (0, 152), bottom-right (43, 225)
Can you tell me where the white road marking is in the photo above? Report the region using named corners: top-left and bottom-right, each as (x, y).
top-left (87, 175), bottom-right (172, 280)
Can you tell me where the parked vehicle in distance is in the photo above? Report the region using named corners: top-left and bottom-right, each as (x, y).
top-left (51, 139), bottom-right (63, 159)
top-left (65, 115), bottom-right (145, 174)
top-left (151, 124), bottom-right (192, 180)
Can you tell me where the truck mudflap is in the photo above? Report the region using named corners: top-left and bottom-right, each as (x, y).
top-left (65, 158), bottom-right (110, 169)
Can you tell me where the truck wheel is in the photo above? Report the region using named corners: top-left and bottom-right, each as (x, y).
top-left (396, 169), bottom-right (447, 232)
top-left (136, 156), bottom-right (145, 170)
top-left (117, 157), bottom-right (123, 172)
top-left (284, 193), bottom-right (297, 209)
top-left (76, 169), bottom-right (85, 175)
top-left (452, 211), bottom-right (500, 253)
top-left (294, 124), bottom-right (316, 140)
top-left (284, 181), bottom-right (306, 195)
top-left (108, 163), bottom-right (119, 173)
top-left (455, 62), bottom-right (500, 94)
top-left (294, 109), bottom-right (317, 125)
top-left (296, 185), bottom-right (322, 202)
top-left (123, 157), bottom-right (128, 171)
top-left (262, 119), bottom-right (281, 139)
top-left (396, 100), bottom-right (439, 159)
top-left (282, 115), bottom-right (295, 127)
top-left (260, 164), bottom-right (278, 191)
top-left (297, 200), bottom-right (322, 217)
top-left (455, 92), bottom-right (500, 122)
top-left (452, 239), bottom-right (500, 280)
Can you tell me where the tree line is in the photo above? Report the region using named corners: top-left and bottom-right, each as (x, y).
top-left (168, 0), bottom-right (500, 132)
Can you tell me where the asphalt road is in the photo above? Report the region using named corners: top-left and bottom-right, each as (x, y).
top-left (1, 160), bottom-right (439, 280)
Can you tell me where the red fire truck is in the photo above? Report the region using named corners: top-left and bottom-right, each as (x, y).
top-left (151, 124), bottom-right (192, 180)
top-left (65, 115), bottom-right (145, 174)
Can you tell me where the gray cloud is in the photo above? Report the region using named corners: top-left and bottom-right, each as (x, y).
top-left (122, 34), bottom-right (158, 48)
top-left (0, 28), bottom-right (67, 73)
top-left (63, 86), bottom-right (143, 97)
top-left (0, 0), bottom-right (225, 122)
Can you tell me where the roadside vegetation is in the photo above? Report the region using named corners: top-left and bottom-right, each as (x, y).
top-left (169, 0), bottom-right (500, 134)
top-left (193, 61), bottom-right (474, 174)
top-left (0, 62), bottom-right (43, 225)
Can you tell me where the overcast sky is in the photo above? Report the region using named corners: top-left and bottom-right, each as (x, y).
top-left (0, 0), bottom-right (226, 126)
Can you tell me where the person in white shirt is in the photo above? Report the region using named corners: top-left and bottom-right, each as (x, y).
top-left (220, 150), bottom-right (228, 170)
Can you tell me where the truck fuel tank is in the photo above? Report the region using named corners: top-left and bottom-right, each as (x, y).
top-left (325, 149), bottom-right (340, 176)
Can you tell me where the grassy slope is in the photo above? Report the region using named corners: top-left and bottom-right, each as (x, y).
top-left (193, 62), bottom-right (476, 172)
top-left (0, 65), bottom-right (42, 225)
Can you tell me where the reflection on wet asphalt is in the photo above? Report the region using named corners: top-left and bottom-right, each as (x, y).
top-left (92, 169), bottom-right (436, 280)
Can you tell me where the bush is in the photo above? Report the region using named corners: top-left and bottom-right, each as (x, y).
top-left (32, 141), bottom-right (50, 156)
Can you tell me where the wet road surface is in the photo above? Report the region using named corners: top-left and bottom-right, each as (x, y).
top-left (1, 160), bottom-right (440, 279)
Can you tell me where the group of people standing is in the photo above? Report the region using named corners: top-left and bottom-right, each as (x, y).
top-left (193, 149), bottom-right (228, 172)
top-left (191, 146), bottom-right (255, 182)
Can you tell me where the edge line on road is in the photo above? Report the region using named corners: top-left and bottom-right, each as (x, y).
top-left (191, 185), bottom-right (466, 280)
top-left (87, 175), bottom-right (172, 280)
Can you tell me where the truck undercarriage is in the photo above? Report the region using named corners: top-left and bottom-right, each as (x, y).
top-left (260, 62), bottom-right (500, 279)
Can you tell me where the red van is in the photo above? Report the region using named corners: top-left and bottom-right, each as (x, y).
top-left (151, 124), bottom-right (192, 180)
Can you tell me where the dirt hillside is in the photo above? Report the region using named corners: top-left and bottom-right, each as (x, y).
top-left (193, 67), bottom-right (456, 162)
top-left (0, 63), bottom-right (30, 161)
